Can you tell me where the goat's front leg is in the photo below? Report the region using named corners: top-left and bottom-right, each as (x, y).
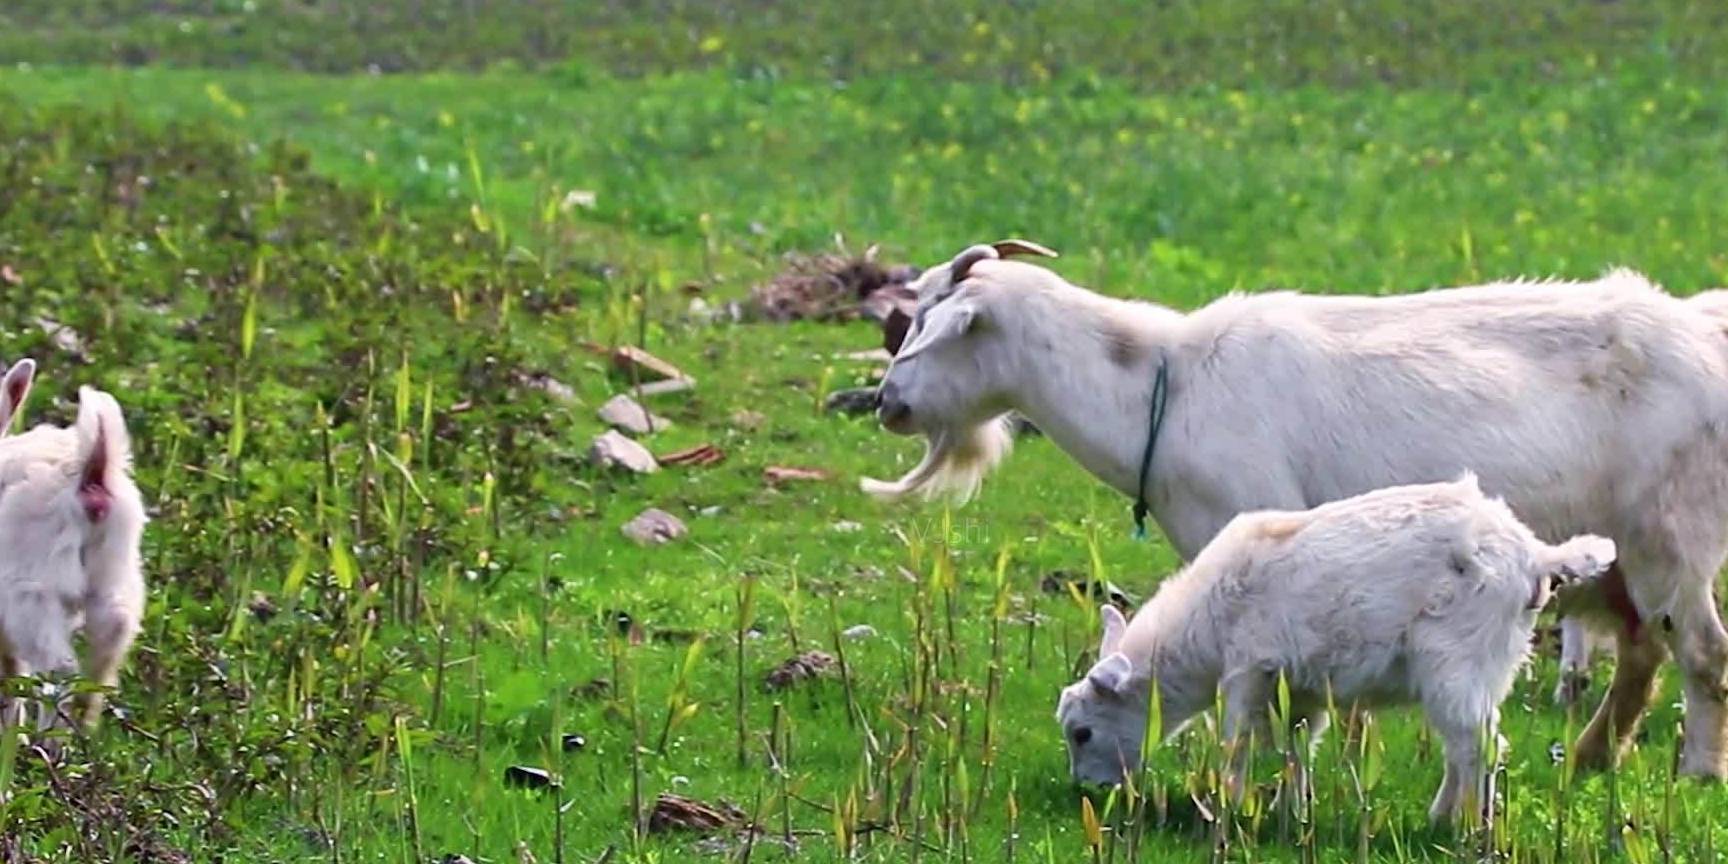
top-left (1220, 668), bottom-right (1273, 803)
top-left (77, 592), bottom-right (142, 728)
top-left (0, 592), bottom-right (78, 733)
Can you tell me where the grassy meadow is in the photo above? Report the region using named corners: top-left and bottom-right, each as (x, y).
top-left (3, 2), bottom-right (1728, 861)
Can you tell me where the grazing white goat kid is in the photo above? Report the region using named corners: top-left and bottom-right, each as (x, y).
top-left (1056, 476), bottom-right (1615, 823)
top-left (867, 240), bottom-right (1728, 778)
top-left (0, 386), bottom-right (146, 730)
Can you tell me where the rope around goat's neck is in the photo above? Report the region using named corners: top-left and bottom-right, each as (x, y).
top-left (1132, 356), bottom-right (1171, 540)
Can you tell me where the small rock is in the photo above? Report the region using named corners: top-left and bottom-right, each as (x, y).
top-left (34, 316), bottom-right (87, 359)
top-left (0, 264), bottom-right (20, 285)
top-left (831, 520), bottom-right (863, 534)
top-left (731, 409), bottom-right (767, 431)
top-left (698, 505), bottom-right (722, 517)
top-left (842, 624), bottom-right (877, 640)
top-left (764, 650), bottom-right (837, 690)
top-left (589, 430), bottom-right (658, 474)
top-left (598, 394), bottom-right (669, 436)
top-left (562, 734), bottom-right (586, 752)
top-left (519, 371), bottom-right (576, 403)
top-left (823, 387), bottom-right (879, 416)
top-left (622, 508), bottom-right (687, 545)
top-left (504, 765), bottom-right (556, 790)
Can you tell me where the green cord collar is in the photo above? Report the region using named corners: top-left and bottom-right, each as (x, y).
top-left (1131, 356), bottom-right (1171, 540)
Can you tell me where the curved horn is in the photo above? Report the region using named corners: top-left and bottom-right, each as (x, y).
top-left (991, 239), bottom-right (1059, 259)
top-left (950, 239), bottom-right (1060, 284)
top-left (949, 244), bottom-right (999, 283)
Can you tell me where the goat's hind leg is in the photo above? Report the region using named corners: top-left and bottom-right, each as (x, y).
top-left (1574, 625), bottom-right (1667, 772)
top-left (1426, 709), bottom-right (1498, 827)
top-left (1668, 580), bottom-right (1728, 779)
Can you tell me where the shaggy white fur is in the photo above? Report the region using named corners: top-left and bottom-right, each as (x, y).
top-left (867, 245), bottom-right (1728, 778)
top-left (0, 386), bottom-right (147, 730)
top-left (1056, 476), bottom-right (1614, 823)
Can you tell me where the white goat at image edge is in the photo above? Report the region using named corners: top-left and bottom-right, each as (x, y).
top-left (1056, 475), bottom-right (1613, 823)
top-left (0, 383), bottom-right (147, 731)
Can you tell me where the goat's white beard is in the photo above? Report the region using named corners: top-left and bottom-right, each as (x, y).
top-left (861, 415), bottom-right (1014, 504)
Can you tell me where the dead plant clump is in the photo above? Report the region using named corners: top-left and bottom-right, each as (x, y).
top-left (763, 650), bottom-right (837, 690)
top-left (647, 792), bottom-right (747, 834)
top-left (748, 242), bottom-right (919, 323)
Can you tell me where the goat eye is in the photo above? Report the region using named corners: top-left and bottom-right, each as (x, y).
top-left (1071, 727), bottom-right (1092, 747)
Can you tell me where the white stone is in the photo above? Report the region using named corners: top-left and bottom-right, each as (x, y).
top-left (589, 430), bottom-right (658, 474)
top-left (621, 508), bottom-right (687, 545)
top-left (598, 394), bottom-right (669, 436)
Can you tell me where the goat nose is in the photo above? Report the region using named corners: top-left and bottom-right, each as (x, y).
top-left (877, 382), bottom-right (909, 425)
top-left (877, 382), bottom-right (900, 412)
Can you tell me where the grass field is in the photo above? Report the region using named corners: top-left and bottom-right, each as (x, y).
top-left (4, 3), bottom-right (1728, 861)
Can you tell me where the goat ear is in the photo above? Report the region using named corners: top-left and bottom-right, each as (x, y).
top-left (0, 358), bottom-right (36, 434)
top-left (1099, 605), bottom-right (1127, 655)
top-left (1086, 652), bottom-right (1135, 695)
top-left (883, 309), bottom-right (911, 356)
top-left (991, 239), bottom-right (1059, 260)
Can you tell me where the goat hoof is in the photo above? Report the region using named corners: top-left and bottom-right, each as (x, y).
top-left (1570, 735), bottom-right (1615, 773)
top-left (1553, 671), bottom-right (1591, 706)
top-left (1677, 748), bottom-right (1728, 781)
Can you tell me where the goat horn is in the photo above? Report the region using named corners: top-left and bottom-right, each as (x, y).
top-left (991, 239), bottom-right (1059, 259)
top-left (950, 239), bottom-right (1060, 284)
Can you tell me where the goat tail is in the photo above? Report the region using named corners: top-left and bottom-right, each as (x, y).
top-left (1530, 534), bottom-right (1617, 610)
top-left (75, 387), bottom-right (134, 524)
top-left (861, 415), bottom-right (1013, 504)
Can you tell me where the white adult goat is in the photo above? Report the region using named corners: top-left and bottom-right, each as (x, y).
top-left (866, 241), bottom-right (1728, 779)
top-left (0, 384), bottom-right (147, 731)
top-left (1057, 476), bottom-right (1613, 822)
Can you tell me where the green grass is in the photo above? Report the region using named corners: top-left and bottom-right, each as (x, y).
top-left (4, 5), bottom-right (1728, 861)
top-left (4, 0), bottom-right (1728, 88)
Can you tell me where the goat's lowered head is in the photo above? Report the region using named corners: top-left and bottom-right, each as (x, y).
top-left (862, 240), bottom-right (1056, 503)
top-left (1056, 605), bottom-right (1150, 785)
